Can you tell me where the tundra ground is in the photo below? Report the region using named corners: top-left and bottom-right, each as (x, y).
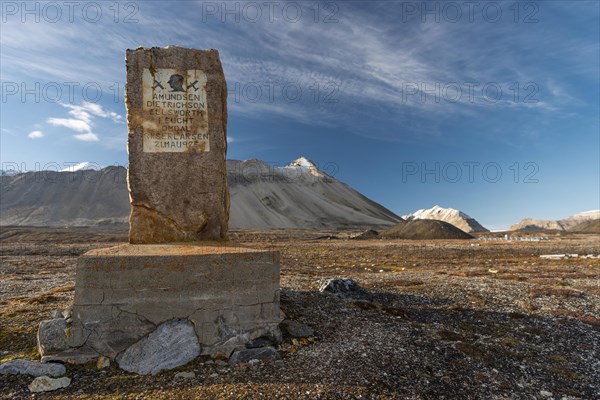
top-left (1, 226), bottom-right (599, 399)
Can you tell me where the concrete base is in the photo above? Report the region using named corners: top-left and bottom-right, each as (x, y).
top-left (42, 244), bottom-right (282, 361)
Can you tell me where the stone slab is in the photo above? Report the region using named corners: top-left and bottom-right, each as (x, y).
top-left (125, 46), bottom-right (229, 243)
top-left (62, 244), bottom-right (281, 359)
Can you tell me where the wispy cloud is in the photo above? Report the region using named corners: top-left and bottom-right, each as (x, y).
top-left (47, 117), bottom-right (91, 133)
top-left (27, 130), bottom-right (44, 139)
top-left (45, 102), bottom-right (122, 142)
top-left (74, 133), bottom-right (99, 142)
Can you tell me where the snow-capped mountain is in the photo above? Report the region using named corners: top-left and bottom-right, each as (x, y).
top-left (510, 210), bottom-right (600, 231)
top-left (401, 205), bottom-right (488, 233)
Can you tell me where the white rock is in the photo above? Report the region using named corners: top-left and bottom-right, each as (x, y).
top-left (117, 319), bottom-right (201, 375)
top-left (0, 359), bottom-right (66, 377)
top-left (540, 390), bottom-right (553, 398)
top-left (28, 376), bottom-right (71, 392)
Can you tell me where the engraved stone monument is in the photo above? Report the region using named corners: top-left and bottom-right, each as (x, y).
top-left (36, 47), bottom-right (283, 373)
top-left (126, 47), bottom-right (229, 243)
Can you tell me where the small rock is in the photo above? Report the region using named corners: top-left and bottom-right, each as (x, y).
top-left (540, 390), bottom-right (553, 398)
top-left (229, 347), bottom-right (280, 365)
top-left (37, 319), bottom-right (68, 356)
top-left (0, 359), bottom-right (66, 377)
top-left (245, 334), bottom-right (282, 349)
top-left (96, 356), bottom-right (110, 370)
top-left (117, 319), bottom-right (201, 375)
top-left (28, 376), bottom-right (71, 393)
top-left (174, 371), bottom-right (196, 379)
top-left (319, 278), bottom-right (372, 301)
top-left (280, 320), bottom-right (314, 338)
top-left (215, 360), bottom-right (228, 367)
top-left (50, 310), bottom-right (63, 319)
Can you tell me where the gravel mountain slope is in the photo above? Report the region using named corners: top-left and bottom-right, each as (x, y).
top-left (1, 158), bottom-right (401, 230)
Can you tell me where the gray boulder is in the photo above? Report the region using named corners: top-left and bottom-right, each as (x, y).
top-left (280, 320), bottom-right (314, 338)
top-left (117, 319), bottom-right (201, 375)
top-left (28, 376), bottom-right (71, 393)
top-left (0, 359), bottom-right (66, 377)
top-left (37, 319), bottom-right (68, 356)
top-left (229, 347), bottom-right (280, 365)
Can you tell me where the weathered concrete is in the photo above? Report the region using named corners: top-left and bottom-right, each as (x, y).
top-left (61, 244), bottom-right (281, 359)
top-left (125, 46), bottom-right (229, 243)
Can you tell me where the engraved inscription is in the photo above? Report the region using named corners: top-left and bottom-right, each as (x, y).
top-left (142, 68), bottom-right (208, 153)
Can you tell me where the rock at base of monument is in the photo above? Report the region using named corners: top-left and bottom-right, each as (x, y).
top-left (228, 347), bottom-right (280, 365)
top-left (0, 359), bottom-right (66, 377)
top-left (37, 319), bottom-right (68, 356)
top-left (117, 319), bottom-right (201, 375)
top-left (29, 376), bottom-right (71, 393)
top-left (40, 346), bottom-right (99, 365)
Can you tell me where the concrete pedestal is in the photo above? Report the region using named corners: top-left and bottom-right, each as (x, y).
top-left (42, 244), bottom-right (282, 362)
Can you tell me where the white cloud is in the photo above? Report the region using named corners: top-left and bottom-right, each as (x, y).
top-left (27, 130), bottom-right (44, 139)
top-left (74, 133), bottom-right (99, 142)
top-left (47, 118), bottom-right (91, 133)
top-left (45, 102), bottom-right (123, 143)
top-left (227, 136), bottom-right (235, 144)
top-left (61, 102), bottom-right (123, 124)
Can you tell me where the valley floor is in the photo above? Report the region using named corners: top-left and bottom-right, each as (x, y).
top-left (1, 226), bottom-right (599, 399)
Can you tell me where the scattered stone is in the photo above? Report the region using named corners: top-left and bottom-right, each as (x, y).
top-left (319, 278), bottom-right (372, 301)
top-left (117, 319), bottom-right (201, 375)
top-left (96, 356), bottom-right (110, 370)
top-left (540, 390), bottom-right (553, 398)
top-left (229, 347), bottom-right (280, 365)
top-left (350, 229), bottom-right (379, 240)
top-left (0, 359), bottom-right (66, 377)
top-left (280, 320), bottom-right (314, 338)
top-left (40, 346), bottom-right (99, 365)
top-left (28, 376), bottom-right (71, 393)
top-left (37, 319), bottom-right (68, 356)
top-left (316, 235), bottom-right (339, 240)
top-left (245, 334), bottom-right (282, 349)
top-left (50, 310), bottom-right (63, 319)
top-left (174, 371), bottom-right (196, 379)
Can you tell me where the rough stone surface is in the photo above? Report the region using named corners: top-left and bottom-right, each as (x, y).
top-left (28, 376), bottom-right (71, 393)
top-left (117, 319), bottom-right (201, 375)
top-left (319, 278), bottom-right (373, 301)
top-left (280, 319), bottom-right (314, 338)
top-left (125, 46), bottom-right (229, 243)
top-left (64, 244), bottom-right (281, 358)
top-left (0, 359), bottom-right (66, 377)
top-left (37, 319), bottom-right (68, 356)
top-left (40, 346), bottom-right (99, 365)
top-left (175, 371), bottom-right (196, 379)
top-left (228, 347), bottom-right (280, 365)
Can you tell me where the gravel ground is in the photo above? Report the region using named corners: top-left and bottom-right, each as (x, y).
top-left (0, 226), bottom-right (599, 399)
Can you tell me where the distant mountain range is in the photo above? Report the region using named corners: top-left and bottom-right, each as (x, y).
top-left (401, 205), bottom-right (488, 233)
top-left (509, 210), bottom-right (600, 231)
top-left (0, 157), bottom-right (402, 230)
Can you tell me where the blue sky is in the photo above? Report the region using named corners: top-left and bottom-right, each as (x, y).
top-left (1, 0), bottom-right (598, 230)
